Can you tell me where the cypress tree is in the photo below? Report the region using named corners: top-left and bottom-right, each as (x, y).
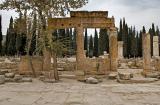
top-left (118, 19), bottom-right (123, 41)
top-left (93, 29), bottom-right (99, 57)
top-left (30, 13), bottom-right (37, 55)
top-left (142, 26), bottom-right (146, 33)
top-left (7, 16), bottom-right (17, 56)
top-left (138, 31), bottom-right (143, 57)
top-left (135, 32), bottom-right (139, 57)
top-left (69, 28), bottom-right (73, 55)
top-left (152, 23), bottom-right (156, 36)
top-left (130, 27), bottom-right (136, 57)
top-left (123, 19), bottom-right (129, 58)
top-left (84, 28), bottom-right (88, 50)
top-left (149, 28), bottom-right (153, 56)
top-left (5, 29), bottom-right (9, 55)
top-left (72, 29), bottom-right (76, 54)
top-left (0, 15), bottom-right (2, 55)
top-left (89, 35), bottom-right (93, 58)
top-left (65, 28), bottom-right (70, 47)
top-left (99, 28), bottom-right (109, 55)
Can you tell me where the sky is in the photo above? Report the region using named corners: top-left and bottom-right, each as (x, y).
top-left (1, 0), bottom-right (160, 35)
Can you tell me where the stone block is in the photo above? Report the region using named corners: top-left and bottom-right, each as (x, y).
top-left (14, 74), bottom-right (23, 82)
top-left (118, 72), bottom-right (133, 80)
top-left (0, 75), bottom-right (5, 84)
top-left (5, 73), bottom-right (15, 78)
top-left (85, 77), bottom-right (99, 84)
top-left (108, 72), bottom-right (117, 80)
top-left (22, 77), bottom-right (32, 82)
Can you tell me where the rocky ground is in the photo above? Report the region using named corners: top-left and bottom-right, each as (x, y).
top-left (0, 78), bottom-right (160, 105)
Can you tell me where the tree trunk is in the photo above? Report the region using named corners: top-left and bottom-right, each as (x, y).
top-left (51, 51), bottom-right (59, 81)
top-left (26, 20), bottom-right (36, 78)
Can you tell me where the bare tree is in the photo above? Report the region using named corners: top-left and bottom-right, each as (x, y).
top-left (0, 0), bottom-right (88, 80)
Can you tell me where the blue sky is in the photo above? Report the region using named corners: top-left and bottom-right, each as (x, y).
top-left (1, 0), bottom-right (160, 35)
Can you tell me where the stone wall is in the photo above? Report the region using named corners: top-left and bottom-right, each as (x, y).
top-left (84, 57), bottom-right (110, 75)
top-left (18, 56), bottom-right (43, 75)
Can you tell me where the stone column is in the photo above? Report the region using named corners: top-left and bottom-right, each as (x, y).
top-left (109, 28), bottom-right (118, 71)
top-left (118, 41), bottom-right (124, 59)
top-left (153, 36), bottom-right (159, 57)
top-left (143, 33), bottom-right (151, 73)
top-left (76, 26), bottom-right (85, 71)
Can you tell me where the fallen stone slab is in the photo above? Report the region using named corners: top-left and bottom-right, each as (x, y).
top-left (5, 78), bottom-right (15, 82)
top-left (5, 73), bottom-right (15, 78)
top-left (14, 74), bottom-right (23, 82)
top-left (21, 77), bottom-right (32, 82)
top-left (86, 77), bottom-right (99, 84)
top-left (145, 72), bottom-right (160, 78)
top-left (60, 74), bottom-right (76, 79)
top-left (118, 72), bottom-right (133, 80)
top-left (108, 72), bottom-right (117, 80)
top-left (0, 75), bottom-right (5, 84)
top-left (117, 77), bottom-right (158, 84)
top-left (43, 79), bottom-right (58, 83)
top-left (39, 76), bottom-right (46, 81)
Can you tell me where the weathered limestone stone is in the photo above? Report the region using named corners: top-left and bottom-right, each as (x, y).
top-left (143, 33), bottom-right (151, 73)
top-left (5, 78), bottom-right (15, 82)
top-left (108, 72), bottom-right (117, 79)
top-left (48, 11), bottom-right (115, 76)
top-left (109, 28), bottom-right (118, 71)
top-left (86, 77), bottom-right (99, 84)
top-left (4, 58), bottom-right (12, 63)
top-left (22, 77), bottom-right (32, 82)
top-left (118, 41), bottom-right (123, 59)
top-left (118, 72), bottom-right (133, 80)
top-left (14, 74), bottom-right (23, 82)
top-left (5, 73), bottom-right (15, 78)
top-left (0, 75), bottom-right (5, 84)
top-left (145, 72), bottom-right (160, 78)
top-left (0, 69), bottom-right (8, 75)
top-left (39, 76), bottom-right (46, 81)
top-left (76, 26), bottom-right (86, 72)
top-left (153, 36), bottom-right (159, 57)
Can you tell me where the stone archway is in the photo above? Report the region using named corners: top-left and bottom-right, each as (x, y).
top-left (47, 11), bottom-right (118, 77)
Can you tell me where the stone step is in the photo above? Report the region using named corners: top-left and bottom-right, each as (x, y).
top-left (117, 77), bottom-right (158, 84)
top-left (59, 74), bottom-right (76, 79)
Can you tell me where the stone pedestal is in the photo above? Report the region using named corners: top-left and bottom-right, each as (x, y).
top-left (118, 41), bottom-right (123, 59)
top-left (153, 36), bottom-right (159, 57)
top-left (109, 28), bottom-right (118, 71)
top-left (143, 33), bottom-right (151, 73)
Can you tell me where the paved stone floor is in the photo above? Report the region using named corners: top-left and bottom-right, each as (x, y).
top-left (0, 79), bottom-right (160, 105)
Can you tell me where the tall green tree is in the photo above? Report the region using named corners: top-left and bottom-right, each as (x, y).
top-left (84, 28), bottom-right (88, 50)
top-left (138, 31), bottom-right (143, 57)
top-left (89, 35), bottom-right (93, 58)
top-left (0, 15), bottom-right (2, 55)
top-left (130, 27), bottom-right (136, 57)
top-left (118, 19), bottom-right (123, 41)
top-left (84, 28), bottom-right (88, 56)
top-left (122, 18), bottom-right (129, 58)
top-left (30, 13), bottom-right (37, 55)
top-left (93, 29), bottom-right (99, 57)
top-left (99, 28), bottom-right (109, 55)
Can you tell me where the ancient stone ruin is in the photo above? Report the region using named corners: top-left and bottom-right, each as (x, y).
top-left (1, 11), bottom-right (160, 84)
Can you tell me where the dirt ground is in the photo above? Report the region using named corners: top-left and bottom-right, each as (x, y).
top-left (0, 78), bottom-right (160, 105)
